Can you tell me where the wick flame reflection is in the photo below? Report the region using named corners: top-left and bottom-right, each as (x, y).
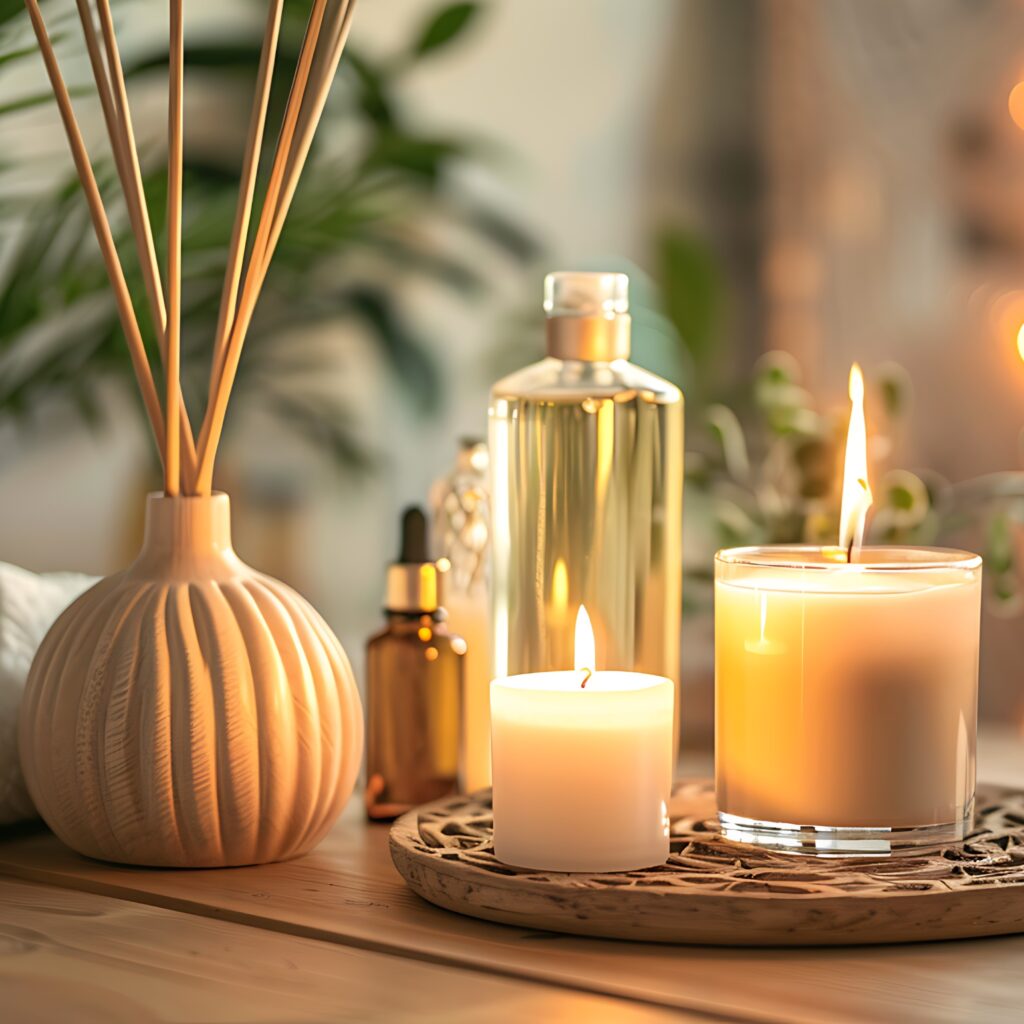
top-left (551, 558), bottom-right (569, 614)
top-left (838, 363), bottom-right (873, 559)
top-left (574, 605), bottom-right (595, 687)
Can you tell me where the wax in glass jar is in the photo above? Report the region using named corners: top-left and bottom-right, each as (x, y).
top-left (715, 546), bottom-right (982, 856)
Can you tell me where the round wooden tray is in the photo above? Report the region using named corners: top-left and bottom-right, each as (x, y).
top-left (389, 779), bottom-right (1024, 946)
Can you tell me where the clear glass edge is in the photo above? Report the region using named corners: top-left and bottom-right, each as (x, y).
top-left (717, 805), bottom-right (973, 858)
top-left (491, 670), bottom-right (673, 693)
top-left (714, 544), bottom-right (982, 573)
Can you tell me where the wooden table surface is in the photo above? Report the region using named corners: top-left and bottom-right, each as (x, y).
top-left (1, 728), bottom-right (1022, 1024)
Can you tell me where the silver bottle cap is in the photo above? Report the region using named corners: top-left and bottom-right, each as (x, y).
top-left (544, 271), bottom-right (631, 361)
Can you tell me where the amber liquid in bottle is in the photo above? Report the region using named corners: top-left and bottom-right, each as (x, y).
top-left (365, 611), bottom-right (463, 821)
top-left (365, 507), bottom-right (464, 822)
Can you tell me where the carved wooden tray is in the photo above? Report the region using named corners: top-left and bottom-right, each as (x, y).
top-left (389, 779), bottom-right (1024, 946)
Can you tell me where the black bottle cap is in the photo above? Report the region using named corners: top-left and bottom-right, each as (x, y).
top-left (385, 505), bottom-right (443, 612)
top-left (399, 506), bottom-right (428, 563)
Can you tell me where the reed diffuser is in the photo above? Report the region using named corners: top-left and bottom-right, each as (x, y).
top-left (17, 0), bottom-right (363, 867)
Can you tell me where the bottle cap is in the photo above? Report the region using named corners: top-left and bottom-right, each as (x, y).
top-left (543, 271), bottom-right (631, 361)
top-left (385, 506), bottom-right (445, 613)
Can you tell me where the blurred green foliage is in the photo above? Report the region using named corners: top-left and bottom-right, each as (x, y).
top-left (685, 349), bottom-right (1024, 615)
top-left (619, 219), bottom-right (1024, 618)
top-left (0, 0), bottom-right (536, 470)
top-left (654, 227), bottom-right (721, 398)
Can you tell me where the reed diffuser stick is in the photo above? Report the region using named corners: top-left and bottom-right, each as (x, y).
top-left (209, 0), bottom-right (284, 397)
top-left (23, 0), bottom-right (165, 457)
top-left (165, 0), bottom-right (184, 496)
top-left (194, 0), bottom-right (336, 493)
top-left (95, 0), bottom-right (165, 336)
top-left (194, 0), bottom-right (356, 493)
top-left (93, 0), bottom-right (200, 489)
top-left (74, 1), bottom-right (129, 199)
top-left (264, 0), bottom-right (357, 263)
top-left (24, 0), bottom-right (361, 489)
top-left (202, 0), bottom-right (329, 429)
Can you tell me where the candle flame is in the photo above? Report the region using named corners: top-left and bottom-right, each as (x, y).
top-left (574, 605), bottom-right (596, 676)
top-left (838, 363), bottom-right (873, 558)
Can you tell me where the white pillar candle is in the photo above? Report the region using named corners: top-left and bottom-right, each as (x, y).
top-left (490, 607), bottom-right (674, 872)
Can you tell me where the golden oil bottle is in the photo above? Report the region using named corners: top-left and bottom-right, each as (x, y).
top-left (489, 272), bottom-right (684, 744)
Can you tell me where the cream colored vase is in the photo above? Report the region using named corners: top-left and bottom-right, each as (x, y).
top-left (19, 493), bottom-right (362, 867)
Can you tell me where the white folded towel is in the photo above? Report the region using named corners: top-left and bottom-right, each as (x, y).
top-left (0, 562), bottom-right (96, 824)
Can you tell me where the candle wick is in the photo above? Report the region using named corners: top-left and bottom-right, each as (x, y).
top-left (579, 667), bottom-right (592, 689)
top-left (844, 477), bottom-right (869, 564)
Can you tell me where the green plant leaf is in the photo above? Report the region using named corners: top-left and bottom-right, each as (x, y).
top-left (364, 235), bottom-right (488, 295)
top-left (364, 132), bottom-right (465, 182)
top-left (0, 0), bottom-right (535, 475)
top-left (656, 226), bottom-right (720, 376)
top-left (338, 285), bottom-right (441, 414)
top-left (987, 511), bottom-right (1014, 574)
top-left (456, 202), bottom-right (541, 262)
top-left (412, 2), bottom-right (481, 58)
top-left (0, 42), bottom-right (43, 66)
top-left (793, 437), bottom-right (835, 499)
top-left (345, 51), bottom-right (395, 126)
top-left (706, 405), bottom-right (750, 482)
top-left (261, 389), bottom-right (377, 473)
top-left (0, 88), bottom-right (70, 116)
top-left (877, 362), bottom-right (912, 420)
top-left (0, 0), bottom-right (24, 26)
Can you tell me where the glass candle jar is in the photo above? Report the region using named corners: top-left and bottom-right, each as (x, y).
top-left (715, 546), bottom-right (982, 856)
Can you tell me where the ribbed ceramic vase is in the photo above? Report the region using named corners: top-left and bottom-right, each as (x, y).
top-left (19, 492), bottom-right (363, 867)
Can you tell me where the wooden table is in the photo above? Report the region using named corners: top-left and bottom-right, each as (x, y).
top-left (1, 728), bottom-right (1022, 1024)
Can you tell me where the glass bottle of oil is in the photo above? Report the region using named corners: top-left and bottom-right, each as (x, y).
top-left (365, 507), bottom-right (464, 821)
top-left (489, 272), bottom-right (684, 744)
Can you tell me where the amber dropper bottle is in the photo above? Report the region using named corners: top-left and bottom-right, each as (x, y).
top-left (365, 506), bottom-right (465, 822)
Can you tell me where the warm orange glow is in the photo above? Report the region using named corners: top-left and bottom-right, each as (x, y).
top-left (551, 557), bottom-right (569, 613)
top-left (987, 291), bottom-right (1024, 364)
top-left (838, 363), bottom-right (873, 555)
top-left (574, 605), bottom-right (595, 674)
top-left (1010, 81), bottom-right (1024, 130)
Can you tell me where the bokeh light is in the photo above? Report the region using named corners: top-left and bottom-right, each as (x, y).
top-left (1009, 80), bottom-right (1024, 129)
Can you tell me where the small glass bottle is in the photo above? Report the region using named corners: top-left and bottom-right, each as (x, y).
top-left (365, 507), bottom-right (465, 822)
top-left (428, 439), bottom-right (492, 793)
top-left (489, 272), bottom-right (684, 745)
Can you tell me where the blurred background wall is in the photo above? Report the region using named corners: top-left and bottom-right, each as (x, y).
top-left (1, 0), bottom-right (1023, 735)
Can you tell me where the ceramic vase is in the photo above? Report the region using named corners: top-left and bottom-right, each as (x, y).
top-left (18, 492), bottom-right (363, 867)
